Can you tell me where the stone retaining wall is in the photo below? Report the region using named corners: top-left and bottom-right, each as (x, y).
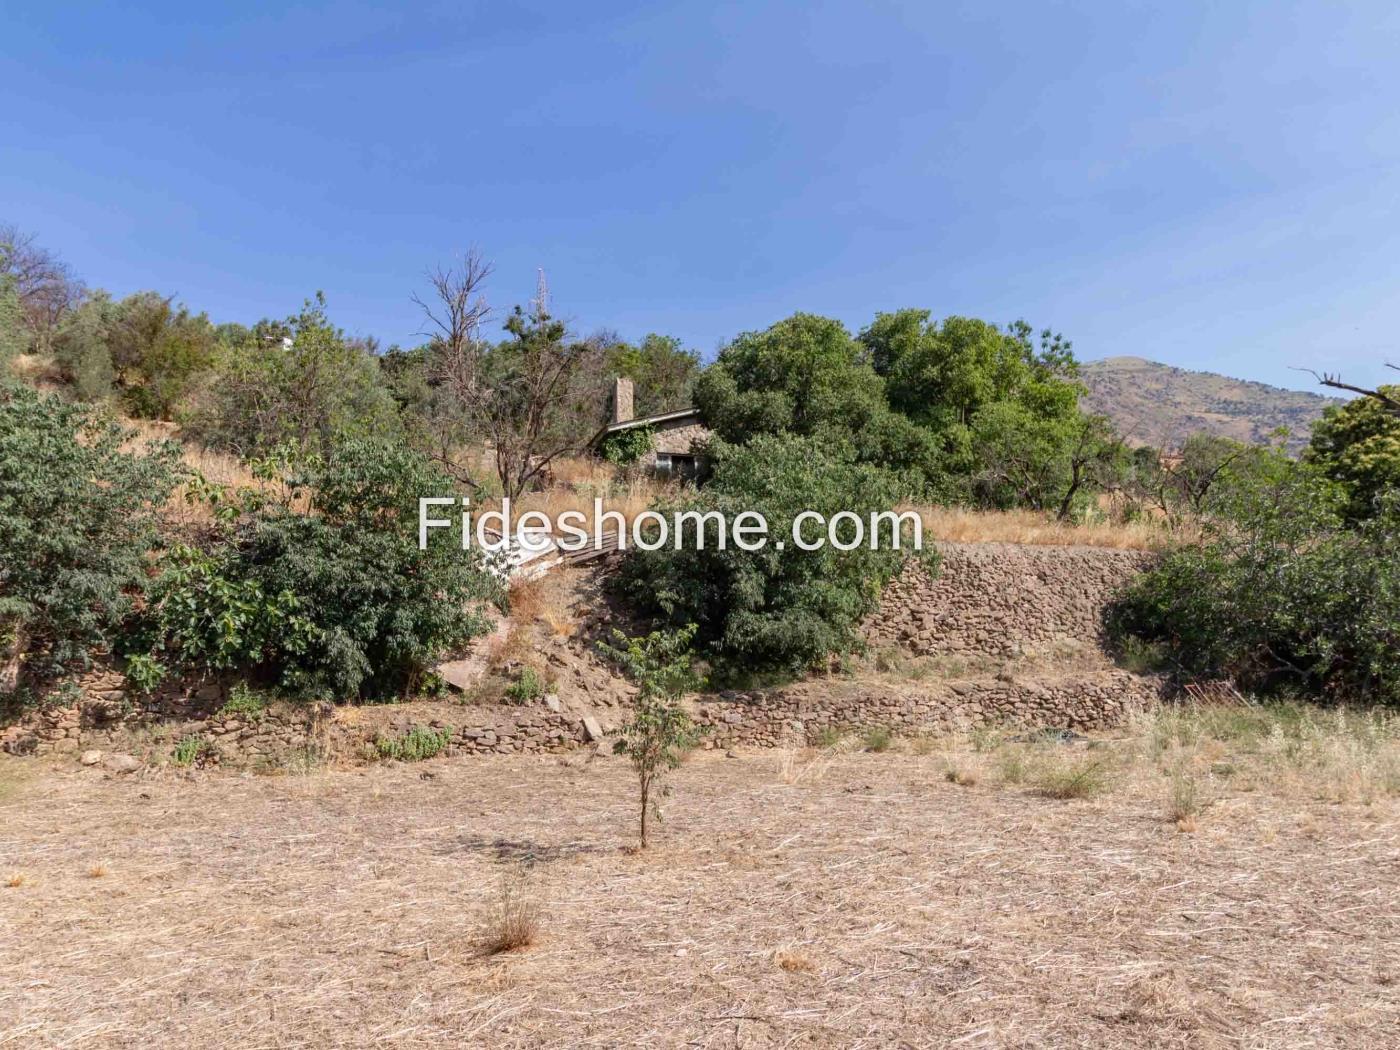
top-left (0, 670), bottom-right (592, 767)
top-left (863, 542), bottom-right (1156, 659)
top-left (694, 670), bottom-right (1167, 749)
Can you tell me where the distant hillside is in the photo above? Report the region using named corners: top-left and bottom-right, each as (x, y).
top-left (1080, 356), bottom-right (1342, 452)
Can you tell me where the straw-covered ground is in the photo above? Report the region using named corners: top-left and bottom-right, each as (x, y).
top-left (2, 705), bottom-right (1398, 1048)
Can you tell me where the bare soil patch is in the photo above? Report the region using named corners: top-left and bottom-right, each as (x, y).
top-left (2, 738), bottom-right (1397, 1048)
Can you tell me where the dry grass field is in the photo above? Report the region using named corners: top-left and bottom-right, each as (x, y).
top-left (3, 707), bottom-right (1398, 1048)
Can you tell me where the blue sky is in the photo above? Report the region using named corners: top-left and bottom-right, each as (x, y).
top-left (4, 1), bottom-right (1398, 391)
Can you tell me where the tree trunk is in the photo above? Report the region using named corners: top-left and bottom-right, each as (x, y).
top-left (639, 778), bottom-right (650, 849)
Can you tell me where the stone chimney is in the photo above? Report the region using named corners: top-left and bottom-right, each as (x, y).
top-left (612, 377), bottom-right (634, 424)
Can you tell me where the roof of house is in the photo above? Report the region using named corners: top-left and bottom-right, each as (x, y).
top-left (588, 406), bottom-right (704, 447)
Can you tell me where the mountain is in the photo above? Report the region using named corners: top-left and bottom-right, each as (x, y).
top-left (1079, 356), bottom-right (1343, 453)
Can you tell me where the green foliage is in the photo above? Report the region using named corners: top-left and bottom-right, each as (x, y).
top-left (172, 734), bottom-right (216, 767)
top-left (860, 726), bottom-right (893, 752)
top-left (616, 434), bottom-right (932, 676)
top-left (52, 291), bottom-right (119, 400)
top-left (375, 724), bottom-right (452, 762)
top-left (1128, 434), bottom-right (1293, 526)
top-left (606, 333), bottom-right (701, 416)
top-left (1033, 756), bottom-right (1112, 799)
top-left (1307, 387), bottom-right (1400, 520)
top-left (109, 292), bottom-right (219, 419)
top-left (186, 294), bottom-right (399, 456)
top-left (137, 543), bottom-right (317, 677)
top-left (1110, 465), bottom-right (1400, 704)
top-left (0, 274), bottom-right (24, 364)
top-left (692, 311), bottom-right (946, 493)
top-left (503, 666), bottom-right (547, 703)
top-left (600, 425), bottom-right (654, 465)
top-left (598, 625), bottom-right (704, 848)
top-left (137, 438), bottom-right (501, 700)
top-left (124, 654), bottom-right (168, 695)
top-left (217, 682), bottom-right (268, 719)
top-left (0, 383), bottom-right (180, 686)
top-left (969, 404), bottom-right (1122, 518)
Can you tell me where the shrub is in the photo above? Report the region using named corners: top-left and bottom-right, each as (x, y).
top-left (124, 654), bottom-right (167, 696)
top-left (0, 383), bottom-right (180, 687)
top-left (172, 735), bottom-right (215, 767)
top-left (503, 666), bottom-right (547, 704)
top-left (375, 724), bottom-right (452, 762)
top-left (136, 439), bottom-right (502, 700)
top-left (1110, 467), bottom-right (1400, 704)
top-left (1033, 755), bottom-right (1111, 799)
top-left (217, 682), bottom-right (267, 719)
top-left (483, 866), bottom-right (541, 954)
top-left (615, 434), bottom-right (932, 676)
top-left (860, 726), bottom-right (893, 752)
top-left (600, 425), bottom-right (654, 466)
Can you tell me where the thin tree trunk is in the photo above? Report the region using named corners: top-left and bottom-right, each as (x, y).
top-left (639, 777), bottom-right (650, 849)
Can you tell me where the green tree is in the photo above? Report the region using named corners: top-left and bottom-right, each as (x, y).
top-left (970, 404), bottom-right (1123, 519)
top-left (695, 313), bottom-right (886, 440)
top-left (187, 294), bottom-right (399, 456)
top-left (51, 291), bottom-right (119, 400)
top-left (105, 292), bottom-right (218, 419)
top-left (694, 312), bottom-right (943, 492)
top-left (0, 383), bottom-right (180, 688)
top-left (1111, 465), bottom-right (1400, 704)
top-left (616, 434), bottom-right (930, 676)
top-left (1306, 387), bottom-right (1400, 520)
top-left (606, 333), bottom-right (702, 416)
top-left (598, 625), bottom-right (704, 849)
top-left (0, 274), bottom-right (24, 365)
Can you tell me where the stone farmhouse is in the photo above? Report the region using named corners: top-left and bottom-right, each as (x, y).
top-left (589, 377), bottom-right (711, 478)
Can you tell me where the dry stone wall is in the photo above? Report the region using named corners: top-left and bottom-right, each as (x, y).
top-left (864, 542), bottom-right (1157, 659)
top-left (2, 541), bottom-right (1165, 768)
top-left (0, 670), bottom-right (592, 766)
top-left (695, 671), bottom-right (1167, 750)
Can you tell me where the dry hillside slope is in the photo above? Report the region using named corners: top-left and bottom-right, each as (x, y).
top-left (1081, 355), bottom-right (1342, 452)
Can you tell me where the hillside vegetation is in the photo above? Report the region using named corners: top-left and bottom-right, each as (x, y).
top-left (1081, 355), bottom-right (1341, 452)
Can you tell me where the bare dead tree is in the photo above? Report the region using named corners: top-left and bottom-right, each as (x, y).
top-left (0, 223), bottom-right (86, 352)
top-left (415, 258), bottom-right (609, 500)
top-left (1296, 364), bottom-right (1400, 417)
top-left (413, 250), bottom-right (493, 399)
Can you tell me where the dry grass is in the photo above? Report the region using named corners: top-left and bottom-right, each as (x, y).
top-left (773, 948), bottom-right (816, 973)
top-left (1032, 754), bottom-right (1114, 799)
top-left (3, 873), bottom-right (22, 889)
top-left (482, 867), bottom-right (542, 955)
top-left (508, 574), bottom-right (580, 640)
top-left (2, 728), bottom-right (1398, 1047)
top-left (909, 504), bottom-right (1173, 550)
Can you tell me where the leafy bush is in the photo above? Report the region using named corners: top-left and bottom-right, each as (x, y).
top-left (375, 724), bottom-right (452, 762)
top-left (615, 434), bottom-right (932, 676)
top-left (172, 734), bottom-right (216, 767)
top-left (600, 425), bottom-right (654, 465)
top-left (503, 666), bottom-right (547, 703)
top-left (0, 383), bottom-right (180, 687)
top-left (185, 295), bottom-right (399, 457)
top-left (136, 438), bottom-right (501, 700)
top-left (1110, 466), bottom-right (1400, 704)
top-left (860, 726), bottom-right (893, 752)
top-left (217, 682), bottom-right (267, 719)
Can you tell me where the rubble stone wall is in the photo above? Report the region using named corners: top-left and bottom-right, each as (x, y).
top-left (863, 542), bottom-right (1157, 659)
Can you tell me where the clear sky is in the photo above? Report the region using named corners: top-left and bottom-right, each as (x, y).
top-left (4, 1), bottom-right (1398, 391)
